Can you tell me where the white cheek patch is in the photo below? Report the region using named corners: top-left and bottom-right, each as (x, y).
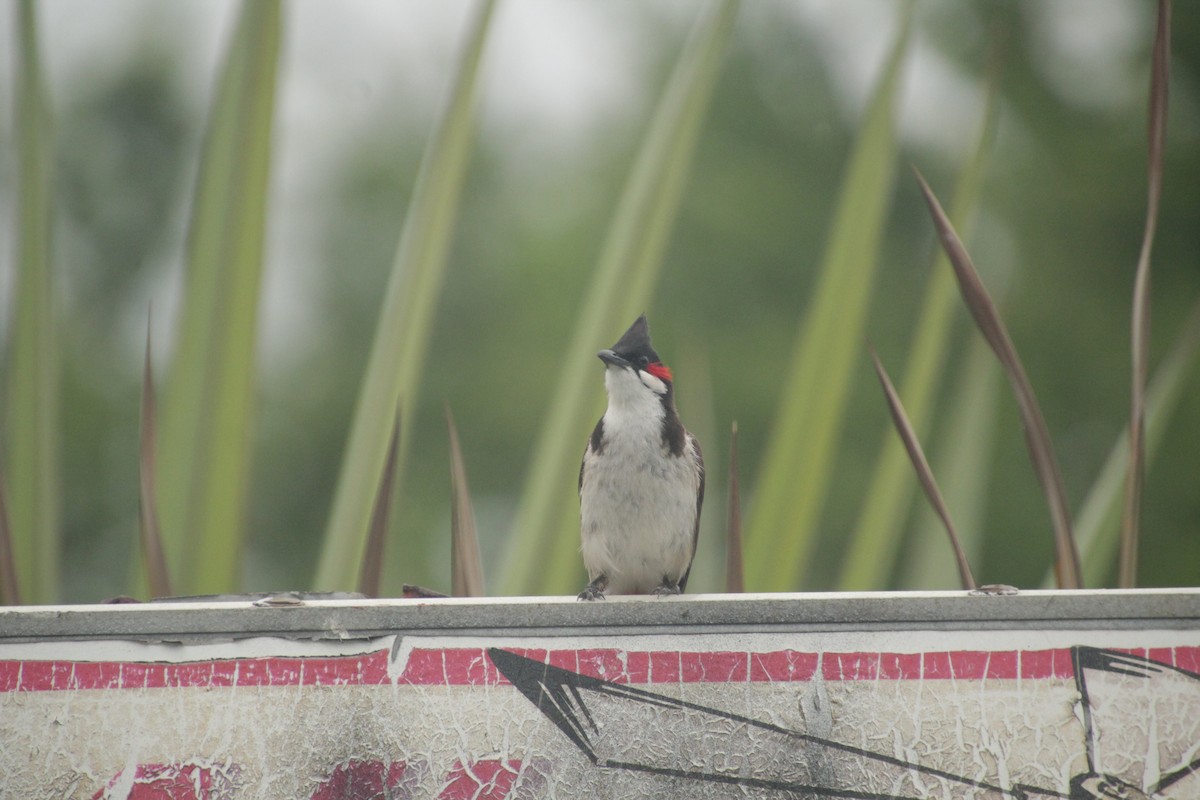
top-left (638, 370), bottom-right (668, 395)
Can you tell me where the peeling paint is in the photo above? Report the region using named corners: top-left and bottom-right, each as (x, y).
top-left (2, 597), bottom-right (1199, 798)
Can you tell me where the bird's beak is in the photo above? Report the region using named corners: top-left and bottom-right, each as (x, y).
top-left (597, 349), bottom-right (630, 368)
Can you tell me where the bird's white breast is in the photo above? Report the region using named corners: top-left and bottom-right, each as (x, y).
top-left (579, 369), bottom-right (700, 594)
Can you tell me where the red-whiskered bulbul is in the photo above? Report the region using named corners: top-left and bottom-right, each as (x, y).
top-left (577, 315), bottom-right (704, 600)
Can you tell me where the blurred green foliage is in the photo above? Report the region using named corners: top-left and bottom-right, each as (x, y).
top-left (3, 1), bottom-right (1199, 602)
top-left (157, 0), bottom-right (281, 594)
top-left (316, 0), bottom-right (498, 593)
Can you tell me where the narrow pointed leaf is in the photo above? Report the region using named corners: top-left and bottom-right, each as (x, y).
top-left (869, 348), bottom-right (976, 590)
top-left (446, 406), bottom-right (484, 597)
top-left (1045, 298), bottom-right (1200, 588)
top-left (316, 0), bottom-right (497, 591)
top-left (1120, 0), bottom-right (1171, 588)
top-left (744, 4), bottom-right (913, 592)
top-left (914, 169), bottom-right (1082, 589)
top-left (6, 0), bottom-right (59, 603)
top-left (0, 467), bottom-right (18, 605)
top-left (840, 64), bottom-right (998, 590)
top-left (500, 0), bottom-right (740, 596)
top-left (900, 338), bottom-right (1001, 589)
top-left (139, 318), bottom-right (172, 599)
top-left (157, 0), bottom-right (281, 593)
top-left (357, 406), bottom-right (401, 598)
top-left (725, 422), bottom-right (743, 593)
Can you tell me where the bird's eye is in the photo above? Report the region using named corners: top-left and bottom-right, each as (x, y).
top-left (637, 355), bottom-right (650, 367)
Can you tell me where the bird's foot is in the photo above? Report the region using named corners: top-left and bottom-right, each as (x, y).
top-left (577, 576), bottom-right (608, 601)
top-left (652, 580), bottom-right (682, 597)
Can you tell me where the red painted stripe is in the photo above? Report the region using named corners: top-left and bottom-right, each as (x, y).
top-left (0, 651), bottom-right (392, 693)
top-left (1, 646), bottom-right (1192, 693)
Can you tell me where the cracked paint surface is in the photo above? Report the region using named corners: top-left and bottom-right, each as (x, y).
top-left (2, 632), bottom-right (1198, 798)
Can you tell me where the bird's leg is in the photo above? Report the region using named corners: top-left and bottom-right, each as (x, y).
top-left (652, 577), bottom-right (682, 597)
top-left (577, 574), bottom-right (608, 601)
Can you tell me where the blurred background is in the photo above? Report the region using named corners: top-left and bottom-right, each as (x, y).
top-left (1, 0), bottom-right (1197, 602)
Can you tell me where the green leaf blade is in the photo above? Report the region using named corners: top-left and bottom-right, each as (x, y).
top-left (315, 0), bottom-right (498, 591)
top-left (6, 0), bottom-right (59, 603)
top-left (744, 5), bottom-right (913, 592)
top-left (157, 0), bottom-right (282, 594)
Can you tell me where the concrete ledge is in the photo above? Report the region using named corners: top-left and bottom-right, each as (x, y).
top-left (2, 588), bottom-right (1198, 643)
top-left (4, 589), bottom-right (1200, 797)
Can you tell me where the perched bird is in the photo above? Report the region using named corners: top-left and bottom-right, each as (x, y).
top-left (577, 315), bottom-right (704, 600)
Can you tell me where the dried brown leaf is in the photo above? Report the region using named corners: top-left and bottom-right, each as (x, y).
top-left (1121, 0), bottom-right (1171, 588)
top-left (446, 405), bottom-right (485, 597)
top-left (724, 421), bottom-right (743, 593)
top-left (139, 316), bottom-right (172, 599)
top-left (0, 466), bottom-right (18, 605)
top-left (357, 404), bottom-right (401, 598)
top-left (870, 347), bottom-right (976, 591)
top-left (914, 168), bottom-right (1082, 588)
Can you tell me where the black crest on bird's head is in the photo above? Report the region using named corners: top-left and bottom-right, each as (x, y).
top-left (611, 314), bottom-right (660, 364)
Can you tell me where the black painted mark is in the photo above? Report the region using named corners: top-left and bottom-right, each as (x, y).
top-left (488, 647), bottom-right (1071, 799)
top-left (1073, 646), bottom-right (1200, 798)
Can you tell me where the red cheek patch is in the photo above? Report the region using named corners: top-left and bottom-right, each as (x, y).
top-left (646, 362), bottom-right (673, 382)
